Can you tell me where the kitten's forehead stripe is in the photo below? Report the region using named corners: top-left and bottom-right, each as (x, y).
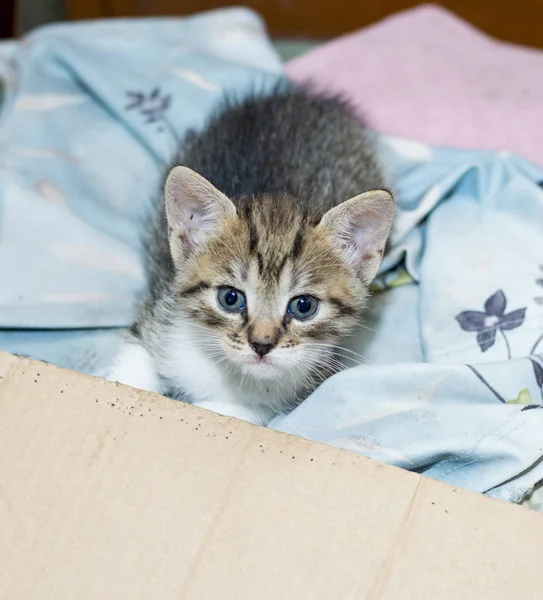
top-left (238, 263), bottom-right (248, 282)
top-left (241, 197), bottom-right (328, 290)
top-left (256, 251), bottom-right (265, 275)
top-left (246, 207), bottom-right (258, 253)
top-left (291, 228), bottom-right (305, 260)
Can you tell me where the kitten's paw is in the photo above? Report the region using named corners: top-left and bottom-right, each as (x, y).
top-left (108, 341), bottom-right (161, 394)
top-left (193, 400), bottom-right (267, 425)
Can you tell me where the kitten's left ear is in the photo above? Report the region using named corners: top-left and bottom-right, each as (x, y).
top-left (165, 166), bottom-right (236, 264)
top-left (319, 190), bottom-right (394, 284)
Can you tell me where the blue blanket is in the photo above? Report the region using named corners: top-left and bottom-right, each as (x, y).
top-left (1, 12), bottom-right (542, 503)
top-left (272, 139), bottom-right (543, 502)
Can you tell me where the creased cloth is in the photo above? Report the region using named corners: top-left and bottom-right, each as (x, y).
top-left (271, 139), bottom-right (543, 503)
top-left (0, 9), bottom-right (281, 331)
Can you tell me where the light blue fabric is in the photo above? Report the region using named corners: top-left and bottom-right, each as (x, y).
top-left (1, 15), bottom-right (543, 503)
top-left (0, 9), bottom-right (282, 329)
top-left (271, 139), bottom-right (543, 503)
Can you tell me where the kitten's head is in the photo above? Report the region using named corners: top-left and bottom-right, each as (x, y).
top-left (164, 166), bottom-right (394, 391)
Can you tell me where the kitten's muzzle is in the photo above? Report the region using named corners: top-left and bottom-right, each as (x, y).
top-left (250, 341), bottom-right (275, 358)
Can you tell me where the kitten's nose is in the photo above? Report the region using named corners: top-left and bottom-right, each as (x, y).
top-left (250, 341), bottom-right (274, 358)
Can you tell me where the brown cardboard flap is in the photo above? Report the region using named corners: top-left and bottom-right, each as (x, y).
top-left (1, 351), bottom-right (542, 599)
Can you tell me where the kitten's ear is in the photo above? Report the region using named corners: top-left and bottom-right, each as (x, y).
top-left (319, 190), bottom-right (394, 284)
top-left (165, 166), bottom-right (236, 263)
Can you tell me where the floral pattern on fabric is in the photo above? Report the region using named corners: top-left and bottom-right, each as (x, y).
top-left (125, 88), bottom-right (179, 143)
top-left (456, 290), bottom-right (526, 355)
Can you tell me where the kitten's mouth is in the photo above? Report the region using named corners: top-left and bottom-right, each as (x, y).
top-left (238, 355), bottom-right (280, 379)
top-left (253, 355), bottom-right (270, 364)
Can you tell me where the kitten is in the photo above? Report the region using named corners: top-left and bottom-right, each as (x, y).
top-left (109, 84), bottom-right (394, 425)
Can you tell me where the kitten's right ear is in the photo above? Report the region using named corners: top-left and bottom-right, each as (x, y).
top-left (165, 166), bottom-right (236, 263)
top-left (319, 189), bottom-right (394, 285)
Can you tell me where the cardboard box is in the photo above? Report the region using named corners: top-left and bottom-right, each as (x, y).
top-left (1, 350), bottom-right (543, 599)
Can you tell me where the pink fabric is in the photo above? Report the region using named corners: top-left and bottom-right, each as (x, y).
top-left (286, 5), bottom-right (543, 164)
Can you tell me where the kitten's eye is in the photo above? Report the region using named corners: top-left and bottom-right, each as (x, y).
top-left (287, 295), bottom-right (319, 320)
top-left (217, 287), bottom-right (246, 312)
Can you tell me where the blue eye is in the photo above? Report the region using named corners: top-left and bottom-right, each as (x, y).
top-left (287, 295), bottom-right (319, 320)
top-left (217, 287), bottom-right (246, 312)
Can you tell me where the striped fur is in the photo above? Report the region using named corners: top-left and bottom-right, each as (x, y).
top-left (110, 84), bottom-right (394, 424)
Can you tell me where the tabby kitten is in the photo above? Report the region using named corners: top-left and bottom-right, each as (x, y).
top-left (109, 84), bottom-right (394, 425)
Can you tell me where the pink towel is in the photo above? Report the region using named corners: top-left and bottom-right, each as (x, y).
top-left (287, 5), bottom-right (543, 164)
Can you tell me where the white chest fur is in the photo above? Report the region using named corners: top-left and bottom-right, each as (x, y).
top-left (108, 320), bottom-right (299, 426)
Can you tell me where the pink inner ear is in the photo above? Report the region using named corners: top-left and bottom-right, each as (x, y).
top-left (166, 185), bottom-right (217, 248)
top-left (184, 204), bottom-right (211, 229)
top-left (352, 211), bottom-right (389, 261)
top-left (323, 190), bottom-right (394, 283)
top-left (165, 167), bottom-right (238, 252)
